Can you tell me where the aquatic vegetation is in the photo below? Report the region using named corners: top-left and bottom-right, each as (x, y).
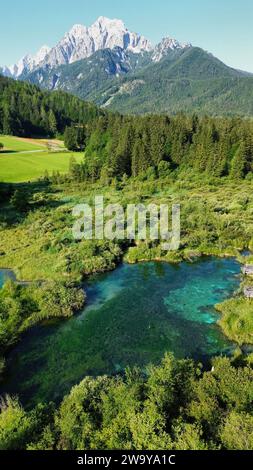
top-left (217, 297), bottom-right (253, 345)
top-left (0, 279), bottom-right (85, 353)
top-left (0, 258), bottom-right (240, 407)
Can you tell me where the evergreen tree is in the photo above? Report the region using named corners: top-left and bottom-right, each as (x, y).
top-left (48, 110), bottom-right (57, 136)
top-left (230, 143), bottom-right (247, 179)
top-left (64, 126), bottom-right (85, 151)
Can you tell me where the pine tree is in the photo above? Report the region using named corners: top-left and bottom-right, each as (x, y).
top-left (112, 125), bottom-right (132, 176)
top-left (230, 143), bottom-right (247, 179)
top-left (48, 110), bottom-right (57, 136)
top-left (3, 108), bottom-right (13, 135)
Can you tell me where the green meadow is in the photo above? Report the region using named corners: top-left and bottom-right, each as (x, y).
top-left (0, 135), bottom-right (46, 152)
top-left (0, 136), bottom-right (83, 182)
top-left (0, 152), bottom-right (84, 182)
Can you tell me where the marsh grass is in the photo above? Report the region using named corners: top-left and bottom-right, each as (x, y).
top-left (217, 298), bottom-right (253, 345)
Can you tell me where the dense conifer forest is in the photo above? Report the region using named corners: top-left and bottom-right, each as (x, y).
top-left (0, 75), bottom-right (100, 137)
top-left (68, 113), bottom-right (253, 181)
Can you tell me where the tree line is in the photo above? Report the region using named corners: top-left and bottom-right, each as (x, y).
top-left (1, 75), bottom-right (253, 181)
top-left (64, 113), bottom-right (253, 181)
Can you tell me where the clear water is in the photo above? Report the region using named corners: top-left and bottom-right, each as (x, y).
top-left (0, 269), bottom-right (16, 287)
top-left (0, 258), bottom-right (241, 407)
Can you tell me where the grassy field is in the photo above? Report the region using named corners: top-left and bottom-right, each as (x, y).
top-left (0, 135), bottom-right (47, 152)
top-left (0, 151), bottom-right (83, 182)
top-left (0, 136), bottom-right (83, 182)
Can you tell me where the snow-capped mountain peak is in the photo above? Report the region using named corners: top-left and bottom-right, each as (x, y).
top-left (152, 37), bottom-right (192, 62)
top-left (33, 45), bottom-right (51, 65)
top-left (1, 18), bottom-right (192, 78)
top-left (6, 45), bottom-right (51, 78)
top-left (16, 16), bottom-right (153, 73)
top-left (88, 16), bottom-right (153, 55)
top-left (68, 24), bottom-right (87, 36)
top-left (9, 54), bottom-right (33, 77)
top-left (95, 16), bottom-right (125, 28)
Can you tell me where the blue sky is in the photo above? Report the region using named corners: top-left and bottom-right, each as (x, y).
top-left (1, 0), bottom-right (253, 72)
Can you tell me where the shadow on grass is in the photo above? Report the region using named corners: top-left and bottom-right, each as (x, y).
top-left (0, 180), bottom-right (66, 227)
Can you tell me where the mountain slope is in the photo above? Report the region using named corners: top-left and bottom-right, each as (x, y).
top-left (148, 47), bottom-right (242, 79)
top-left (95, 47), bottom-right (253, 116)
top-left (0, 74), bottom-right (101, 136)
top-left (23, 47), bottom-right (152, 98)
top-left (15, 45), bottom-right (253, 117)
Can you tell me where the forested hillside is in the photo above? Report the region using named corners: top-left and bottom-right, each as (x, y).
top-left (21, 46), bottom-right (253, 117)
top-left (97, 48), bottom-right (253, 115)
top-left (24, 47), bottom-right (152, 100)
top-left (0, 75), bottom-right (100, 137)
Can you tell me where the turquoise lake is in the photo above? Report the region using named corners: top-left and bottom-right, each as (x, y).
top-left (0, 258), bottom-right (241, 407)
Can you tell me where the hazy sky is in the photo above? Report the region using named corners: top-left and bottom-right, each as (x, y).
top-left (1, 0), bottom-right (253, 72)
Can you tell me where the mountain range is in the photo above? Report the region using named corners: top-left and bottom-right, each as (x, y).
top-left (1, 16), bottom-right (253, 116)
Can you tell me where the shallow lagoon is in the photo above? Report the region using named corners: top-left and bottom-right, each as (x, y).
top-left (0, 258), bottom-right (241, 407)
